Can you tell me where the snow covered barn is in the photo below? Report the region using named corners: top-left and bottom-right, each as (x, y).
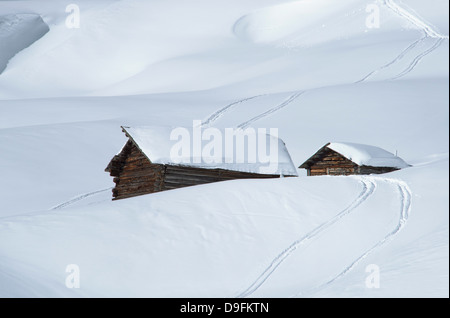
top-left (299, 142), bottom-right (410, 176)
top-left (105, 126), bottom-right (298, 200)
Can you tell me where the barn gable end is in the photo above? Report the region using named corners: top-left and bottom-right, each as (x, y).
top-left (105, 140), bottom-right (165, 200)
top-left (300, 145), bottom-right (357, 176)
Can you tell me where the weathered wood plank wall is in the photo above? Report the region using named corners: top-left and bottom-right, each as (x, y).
top-left (106, 140), bottom-right (283, 200)
top-left (308, 148), bottom-right (357, 176)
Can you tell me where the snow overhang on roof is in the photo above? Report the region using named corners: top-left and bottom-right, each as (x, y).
top-left (300, 142), bottom-right (410, 170)
top-left (121, 125), bottom-right (298, 176)
top-left (327, 142), bottom-right (410, 169)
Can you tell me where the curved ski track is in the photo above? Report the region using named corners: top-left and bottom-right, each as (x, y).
top-left (384, 0), bottom-right (449, 39)
top-left (237, 91), bottom-right (305, 129)
top-left (51, 187), bottom-right (113, 210)
top-left (295, 178), bottom-right (412, 297)
top-left (236, 177), bottom-right (376, 298)
top-left (355, 35), bottom-right (427, 83)
top-left (202, 0), bottom-right (448, 127)
top-left (201, 95), bottom-right (265, 128)
top-left (389, 37), bottom-right (445, 80)
top-left (381, 0), bottom-right (448, 81)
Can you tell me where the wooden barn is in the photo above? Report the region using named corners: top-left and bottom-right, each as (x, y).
top-left (105, 126), bottom-right (298, 200)
top-left (299, 142), bottom-right (410, 176)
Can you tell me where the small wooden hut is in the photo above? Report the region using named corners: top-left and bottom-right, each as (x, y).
top-left (299, 142), bottom-right (410, 176)
top-left (105, 126), bottom-right (298, 200)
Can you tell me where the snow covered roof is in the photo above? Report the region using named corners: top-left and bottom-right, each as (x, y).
top-left (300, 142), bottom-right (410, 169)
top-left (121, 125), bottom-right (298, 176)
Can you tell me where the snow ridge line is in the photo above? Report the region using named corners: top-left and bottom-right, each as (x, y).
top-left (389, 37), bottom-right (445, 80)
top-left (355, 35), bottom-right (427, 83)
top-left (296, 177), bottom-right (412, 297)
top-left (201, 95), bottom-right (265, 128)
top-left (50, 187), bottom-right (113, 210)
top-left (237, 91), bottom-right (305, 129)
top-left (384, 0), bottom-right (449, 39)
top-left (236, 177), bottom-right (376, 298)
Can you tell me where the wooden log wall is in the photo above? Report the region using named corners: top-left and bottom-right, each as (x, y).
top-left (308, 148), bottom-right (357, 176)
top-left (105, 139), bottom-right (134, 177)
top-left (163, 165), bottom-right (279, 191)
top-left (358, 165), bottom-right (399, 175)
top-left (107, 142), bottom-right (165, 200)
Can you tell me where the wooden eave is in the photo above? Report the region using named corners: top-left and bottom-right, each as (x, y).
top-left (299, 143), bottom-right (334, 169)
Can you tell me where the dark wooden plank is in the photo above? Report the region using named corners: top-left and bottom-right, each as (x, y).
top-left (120, 168), bottom-right (163, 179)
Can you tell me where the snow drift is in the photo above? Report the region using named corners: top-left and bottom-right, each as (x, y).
top-left (328, 142), bottom-right (410, 169)
top-left (0, 13), bottom-right (49, 74)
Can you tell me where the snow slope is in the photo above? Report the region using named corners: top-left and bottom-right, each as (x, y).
top-left (0, 13), bottom-right (49, 74)
top-left (0, 0), bottom-right (448, 297)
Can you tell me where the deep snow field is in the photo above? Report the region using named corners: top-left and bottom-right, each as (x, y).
top-left (0, 0), bottom-right (448, 298)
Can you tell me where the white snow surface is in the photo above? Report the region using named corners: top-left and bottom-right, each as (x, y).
top-left (123, 125), bottom-right (298, 176)
top-left (328, 142), bottom-right (410, 169)
top-left (0, 0), bottom-right (448, 298)
top-left (0, 13), bottom-right (49, 74)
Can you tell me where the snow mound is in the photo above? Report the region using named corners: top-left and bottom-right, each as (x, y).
top-left (233, 0), bottom-right (374, 46)
top-left (328, 142), bottom-right (410, 169)
top-left (0, 13), bottom-right (49, 74)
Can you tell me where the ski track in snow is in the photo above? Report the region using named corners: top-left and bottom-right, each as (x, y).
top-left (236, 177), bottom-right (376, 298)
top-left (201, 95), bottom-right (265, 128)
top-left (358, 0), bottom-right (449, 83)
top-left (355, 35), bottom-right (428, 83)
top-left (377, 0), bottom-right (448, 81)
top-left (236, 91), bottom-right (305, 129)
top-left (201, 0), bottom-right (448, 130)
top-left (48, 0), bottom-right (435, 215)
top-left (230, 0), bottom-right (425, 297)
top-left (50, 187), bottom-right (113, 210)
top-left (384, 0), bottom-right (449, 39)
top-left (295, 177), bottom-right (412, 297)
top-left (203, 0), bottom-right (449, 128)
top-left (389, 37), bottom-right (445, 80)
